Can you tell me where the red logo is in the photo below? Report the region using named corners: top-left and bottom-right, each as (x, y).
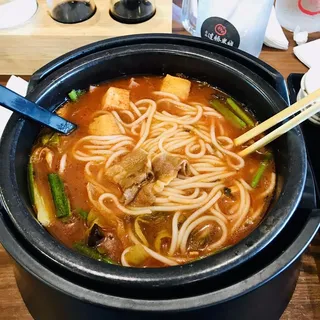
top-left (298, 0), bottom-right (320, 15)
top-left (215, 24), bottom-right (227, 36)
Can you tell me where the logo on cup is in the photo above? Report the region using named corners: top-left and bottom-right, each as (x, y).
top-left (214, 24), bottom-right (227, 36)
top-left (298, 0), bottom-right (320, 15)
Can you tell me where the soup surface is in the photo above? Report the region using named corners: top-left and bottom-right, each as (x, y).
top-left (29, 75), bottom-right (275, 267)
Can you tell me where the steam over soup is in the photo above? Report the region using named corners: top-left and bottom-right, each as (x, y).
top-left (28, 75), bottom-right (275, 267)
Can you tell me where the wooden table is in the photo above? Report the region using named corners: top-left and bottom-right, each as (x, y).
top-left (1, 3), bottom-right (320, 319)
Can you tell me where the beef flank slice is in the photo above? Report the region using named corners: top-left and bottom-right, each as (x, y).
top-left (105, 149), bottom-right (154, 205)
top-left (105, 150), bottom-right (190, 206)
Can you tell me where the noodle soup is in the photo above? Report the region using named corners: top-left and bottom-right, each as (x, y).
top-left (28, 75), bottom-right (275, 267)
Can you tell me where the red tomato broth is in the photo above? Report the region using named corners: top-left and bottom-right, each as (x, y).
top-left (30, 75), bottom-right (275, 267)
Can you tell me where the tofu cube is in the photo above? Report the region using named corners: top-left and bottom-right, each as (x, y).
top-left (102, 87), bottom-right (130, 110)
top-left (88, 113), bottom-right (121, 136)
top-left (160, 75), bottom-right (191, 101)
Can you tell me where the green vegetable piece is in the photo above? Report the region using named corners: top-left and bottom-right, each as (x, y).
top-left (68, 89), bottom-right (85, 102)
top-left (41, 133), bottom-right (60, 147)
top-left (68, 89), bottom-right (78, 102)
top-left (226, 98), bottom-right (255, 127)
top-left (41, 134), bottom-right (50, 146)
top-left (251, 152), bottom-right (273, 188)
top-left (73, 242), bottom-right (115, 265)
top-left (29, 163), bottom-right (53, 226)
top-left (48, 173), bottom-right (71, 218)
top-left (77, 208), bottom-right (89, 220)
top-left (124, 244), bottom-right (149, 266)
top-left (28, 162), bottom-right (35, 205)
top-left (210, 100), bottom-right (247, 129)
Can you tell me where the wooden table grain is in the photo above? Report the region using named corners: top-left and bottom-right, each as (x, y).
top-left (0, 3), bottom-right (320, 319)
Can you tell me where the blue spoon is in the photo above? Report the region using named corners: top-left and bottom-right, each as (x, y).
top-left (0, 85), bottom-right (76, 135)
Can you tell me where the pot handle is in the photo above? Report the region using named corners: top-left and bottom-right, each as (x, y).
top-left (27, 34), bottom-right (289, 105)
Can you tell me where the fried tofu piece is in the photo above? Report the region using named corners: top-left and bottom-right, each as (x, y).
top-left (88, 113), bottom-right (121, 136)
top-left (102, 87), bottom-right (130, 110)
top-left (160, 75), bottom-right (191, 100)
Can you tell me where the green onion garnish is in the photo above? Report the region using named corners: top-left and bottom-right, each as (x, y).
top-left (210, 100), bottom-right (247, 129)
top-left (48, 173), bottom-right (71, 218)
top-left (251, 152), bottom-right (273, 188)
top-left (226, 98), bottom-right (255, 127)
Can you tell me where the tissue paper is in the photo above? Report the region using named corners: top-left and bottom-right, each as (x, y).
top-left (293, 39), bottom-right (320, 68)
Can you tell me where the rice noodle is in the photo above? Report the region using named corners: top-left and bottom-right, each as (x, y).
top-left (180, 215), bottom-right (228, 253)
top-left (129, 230), bottom-right (178, 266)
top-left (258, 173), bottom-right (276, 199)
top-left (153, 91), bottom-right (180, 101)
top-left (130, 101), bottom-right (142, 117)
top-left (168, 212), bottom-right (181, 256)
top-left (63, 88), bottom-right (276, 265)
top-left (99, 193), bottom-right (152, 215)
top-left (119, 110), bottom-right (136, 122)
top-left (121, 247), bottom-right (132, 267)
top-left (104, 149), bottom-right (129, 169)
top-left (210, 123), bottom-right (245, 170)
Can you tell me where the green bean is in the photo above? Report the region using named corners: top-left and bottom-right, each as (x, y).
top-left (226, 98), bottom-right (255, 127)
top-left (48, 173), bottom-right (71, 218)
top-left (251, 152), bottom-right (273, 188)
top-left (210, 100), bottom-right (247, 129)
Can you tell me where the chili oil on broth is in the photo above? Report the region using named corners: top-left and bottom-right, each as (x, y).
top-left (29, 75), bottom-right (276, 268)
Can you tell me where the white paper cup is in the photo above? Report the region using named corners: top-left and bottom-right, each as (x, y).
top-left (0, 0), bottom-right (37, 29)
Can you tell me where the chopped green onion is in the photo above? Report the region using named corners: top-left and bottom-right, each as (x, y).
top-left (68, 89), bottom-right (78, 102)
top-left (68, 89), bottom-right (84, 102)
top-left (48, 173), bottom-right (71, 218)
top-left (210, 100), bottom-right (247, 129)
top-left (77, 208), bottom-right (89, 220)
top-left (73, 242), bottom-right (115, 264)
top-left (226, 98), bottom-right (255, 127)
top-left (251, 152), bottom-right (273, 188)
top-left (28, 162), bottom-right (35, 205)
top-left (28, 162), bottom-right (53, 226)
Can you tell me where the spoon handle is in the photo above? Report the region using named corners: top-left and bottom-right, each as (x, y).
top-left (0, 85), bottom-right (76, 135)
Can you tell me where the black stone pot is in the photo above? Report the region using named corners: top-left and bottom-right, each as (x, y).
top-left (0, 35), bottom-right (315, 320)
